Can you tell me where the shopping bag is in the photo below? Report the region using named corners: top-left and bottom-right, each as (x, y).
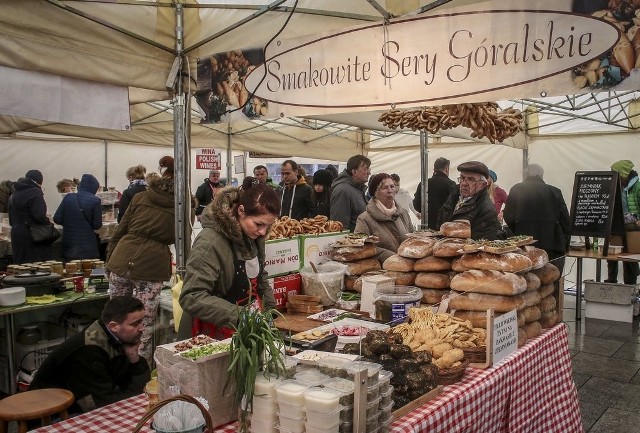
top-left (171, 275), bottom-right (184, 333)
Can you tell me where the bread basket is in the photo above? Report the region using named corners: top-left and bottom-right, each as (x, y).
top-left (462, 345), bottom-right (487, 364)
top-left (132, 394), bottom-right (213, 433)
top-left (436, 359), bottom-right (470, 385)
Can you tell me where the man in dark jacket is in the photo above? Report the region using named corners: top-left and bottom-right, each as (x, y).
top-left (438, 161), bottom-right (502, 240)
top-left (30, 296), bottom-right (149, 413)
top-left (330, 155), bottom-right (370, 231)
top-left (195, 169), bottom-right (225, 216)
top-left (413, 157), bottom-right (456, 230)
top-left (8, 170), bottom-right (54, 263)
top-left (54, 174), bottom-right (103, 261)
top-left (279, 159), bottom-right (315, 220)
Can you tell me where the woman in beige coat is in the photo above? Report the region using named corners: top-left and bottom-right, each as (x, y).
top-left (355, 173), bottom-right (413, 263)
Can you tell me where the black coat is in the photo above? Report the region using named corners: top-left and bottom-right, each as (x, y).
top-left (413, 172), bottom-right (456, 230)
top-left (195, 178), bottom-right (225, 216)
top-left (438, 186), bottom-right (503, 240)
top-left (280, 178), bottom-right (315, 220)
top-left (30, 320), bottom-right (149, 413)
top-left (118, 182), bottom-right (147, 222)
top-left (8, 178), bottom-right (53, 263)
top-left (503, 176), bottom-right (571, 256)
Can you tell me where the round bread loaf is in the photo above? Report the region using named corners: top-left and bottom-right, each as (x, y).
top-left (345, 258), bottom-right (381, 276)
top-left (414, 256), bottom-right (452, 272)
top-left (531, 263), bottom-right (560, 285)
top-left (450, 270), bottom-right (527, 295)
top-left (522, 290), bottom-right (542, 307)
top-left (521, 305), bottom-right (542, 323)
top-left (433, 238), bottom-right (466, 257)
top-left (440, 219), bottom-right (471, 238)
top-left (539, 295), bottom-right (557, 313)
top-left (519, 246), bottom-right (548, 269)
top-left (451, 257), bottom-right (470, 272)
top-left (449, 291), bottom-right (526, 312)
top-left (539, 310), bottom-right (560, 328)
top-left (522, 272), bottom-right (541, 292)
top-left (456, 251), bottom-right (532, 273)
top-left (518, 327), bottom-right (527, 347)
top-left (332, 243), bottom-right (377, 262)
top-left (415, 271), bottom-right (455, 289)
top-left (383, 254), bottom-right (416, 272)
top-left (523, 321), bottom-right (542, 339)
top-left (421, 288), bottom-right (448, 304)
top-left (397, 237), bottom-right (436, 259)
top-left (539, 283), bottom-right (555, 298)
top-left (383, 270), bottom-right (417, 286)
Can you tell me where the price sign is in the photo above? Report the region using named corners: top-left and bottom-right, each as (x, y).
top-left (492, 310), bottom-right (518, 366)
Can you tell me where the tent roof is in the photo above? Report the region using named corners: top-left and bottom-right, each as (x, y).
top-left (0, 0), bottom-right (638, 152)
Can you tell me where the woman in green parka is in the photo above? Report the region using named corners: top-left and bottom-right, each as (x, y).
top-left (178, 177), bottom-right (281, 340)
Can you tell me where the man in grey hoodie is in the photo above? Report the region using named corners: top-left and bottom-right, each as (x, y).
top-left (330, 155), bottom-right (371, 232)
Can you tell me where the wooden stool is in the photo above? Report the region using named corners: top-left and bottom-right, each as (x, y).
top-left (0, 388), bottom-right (74, 433)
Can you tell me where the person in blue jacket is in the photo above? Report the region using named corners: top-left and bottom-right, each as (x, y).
top-left (54, 174), bottom-right (103, 261)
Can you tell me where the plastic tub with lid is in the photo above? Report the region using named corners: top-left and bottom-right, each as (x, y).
top-left (345, 361), bottom-right (382, 386)
top-left (373, 285), bottom-right (422, 322)
top-left (277, 412), bottom-right (306, 433)
top-left (323, 377), bottom-right (354, 405)
top-left (305, 406), bottom-right (341, 426)
top-left (304, 387), bottom-right (342, 412)
top-left (305, 421), bottom-right (339, 433)
top-left (255, 373), bottom-right (283, 397)
top-left (277, 401), bottom-right (305, 419)
top-left (299, 262), bottom-right (347, 306)
top-left (274, 380), bottom-right (309, 406)
top-left (294, 370), bottom-right (330, 387)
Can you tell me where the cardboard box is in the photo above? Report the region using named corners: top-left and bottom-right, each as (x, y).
top-left (269, 272), bottom-right (301, 311)
top-left (584, 279), bottom-right (637, 305)
top-left (155, 345), bottom-right (237, 428)
top-left (585, 302), bottom-right (634, 323)
top-left (610, 231), bottom-right (640, 254)
top-left (298, 231), bottom-right (348, 268)
top-left (264, 236), bottom-right (300, 277)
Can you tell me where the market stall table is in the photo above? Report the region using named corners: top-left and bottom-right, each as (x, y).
top-left (31, 323), bottom-right (581, 433)
top-left (0, 291), bottom-right (109, 395)
top-left (566, 249), bottom-right (640, 320)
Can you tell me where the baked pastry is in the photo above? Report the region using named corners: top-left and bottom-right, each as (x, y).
top-left (455, 251), bottom-right (532, 273)
top-left (522, 272), bottom-right (541, 292)
top-left (383, 270), bottom-right (417, 286)
top-left (383, 254), bottom-right (416, 272)
top-left (344, 258), bottom-right (381, 276)
top-left (414, 256), bottom-right (452, 272)
top-left (519, 246), bottom-right (548, 270)
top-left (415, 271), bottom-right (455, 289)
top-left (440, 219), bottom-right (471, 238)
top-left (421, 288), bottom-right (449, 304)
top-left (449, 291), bottom-right (526, 312)
top-left (433, 238), bottom-right (466, 257)
top-left (531, 263), bottom-right (560, 285)
top-left (332, 243), bottom-right (377, 262)
top-left (449, 270), bottom-right (527, 295)
top-left (397, 237), bottom-right (436, 259)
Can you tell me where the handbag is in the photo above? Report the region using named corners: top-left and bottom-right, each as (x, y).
top-left (29, 223), bottom-right (61, 244)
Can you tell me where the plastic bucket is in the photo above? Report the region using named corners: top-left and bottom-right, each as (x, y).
top-left (299, 262), bottom-right (346, 306)
top-left (373, 285), bottom-right (422, 322)
top-left (151, 423), bottom-right (205, 433)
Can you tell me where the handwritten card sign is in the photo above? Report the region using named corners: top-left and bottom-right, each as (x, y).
top-left (492, 310), bottom-right (518, 366)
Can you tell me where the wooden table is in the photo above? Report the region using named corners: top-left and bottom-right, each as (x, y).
top-left (566, 249), bottom-right (640, 320)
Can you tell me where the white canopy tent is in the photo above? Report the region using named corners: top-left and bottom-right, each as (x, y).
top-left (1, 0), bottom-right (639, 276)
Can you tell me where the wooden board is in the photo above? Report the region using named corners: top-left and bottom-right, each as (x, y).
top-left (274, 314), bottom-right (325, 334)
top-left (392, 385), bottom-right (443, 418)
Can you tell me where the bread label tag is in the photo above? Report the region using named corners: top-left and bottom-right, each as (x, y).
top-left (492, 309), bottom-right (518, 366)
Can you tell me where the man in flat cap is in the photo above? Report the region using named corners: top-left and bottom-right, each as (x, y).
top-left (437, 161), bottom-right (503, 240)
top-left (195, 169), bottom-right (226, 217)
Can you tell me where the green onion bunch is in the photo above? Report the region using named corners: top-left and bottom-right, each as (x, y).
top-left (225, 307), bottom-right (286, 432)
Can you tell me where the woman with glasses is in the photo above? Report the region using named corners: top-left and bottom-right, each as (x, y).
top-left (354, 173), bottom-right (413, 263)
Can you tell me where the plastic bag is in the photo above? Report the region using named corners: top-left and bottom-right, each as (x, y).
top-left (171, 275), bottom-right (184, 333)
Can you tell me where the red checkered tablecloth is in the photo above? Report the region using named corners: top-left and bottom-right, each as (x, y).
top-left (391, 323), bottom-right (582, 433)
top-left (32, 324), bottom-right (581, 433)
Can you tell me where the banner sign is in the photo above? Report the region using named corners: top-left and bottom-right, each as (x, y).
top-left (195, 148), bottom-right (221, 170)
top-left (197, 0), bottom-right (633, 122)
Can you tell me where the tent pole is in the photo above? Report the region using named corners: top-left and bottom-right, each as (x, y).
top-left (522, 148), bottom-right (529, 181)
top-left (174, 4), bottom-right (188, 277)
top-left (419, 131), bottom-right (429, 229)
top-left (227, 123), bottom-right (233, 184)
top-left (103, 140), bottom-right (108, 188)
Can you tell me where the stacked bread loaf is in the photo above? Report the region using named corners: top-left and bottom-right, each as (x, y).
top-left (331, 241), bottom-right (382, 292)
top-left (449, 244), bottom-right (561, 347)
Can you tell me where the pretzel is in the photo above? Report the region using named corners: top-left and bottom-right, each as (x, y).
top-left (267, 216), bottom-right (345, 239)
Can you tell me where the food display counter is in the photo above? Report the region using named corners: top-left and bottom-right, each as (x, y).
top-left (30, 323), bottom-right (581, 433)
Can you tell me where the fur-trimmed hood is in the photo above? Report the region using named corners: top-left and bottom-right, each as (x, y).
top-left (200, 186), bottom-right (243, 243)
top-left (149, 176), bottom-right (175, 194)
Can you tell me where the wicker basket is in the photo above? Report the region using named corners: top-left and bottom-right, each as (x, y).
top-left (132, 394), bottom-right (213, 433)
top-left (436, 359), bottom-right (470, 385)
top-left (462, 345), bottom-right (487, 364)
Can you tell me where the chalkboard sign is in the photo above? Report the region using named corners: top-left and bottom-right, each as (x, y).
top-left (569, 171), bottom-right (626, 254)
